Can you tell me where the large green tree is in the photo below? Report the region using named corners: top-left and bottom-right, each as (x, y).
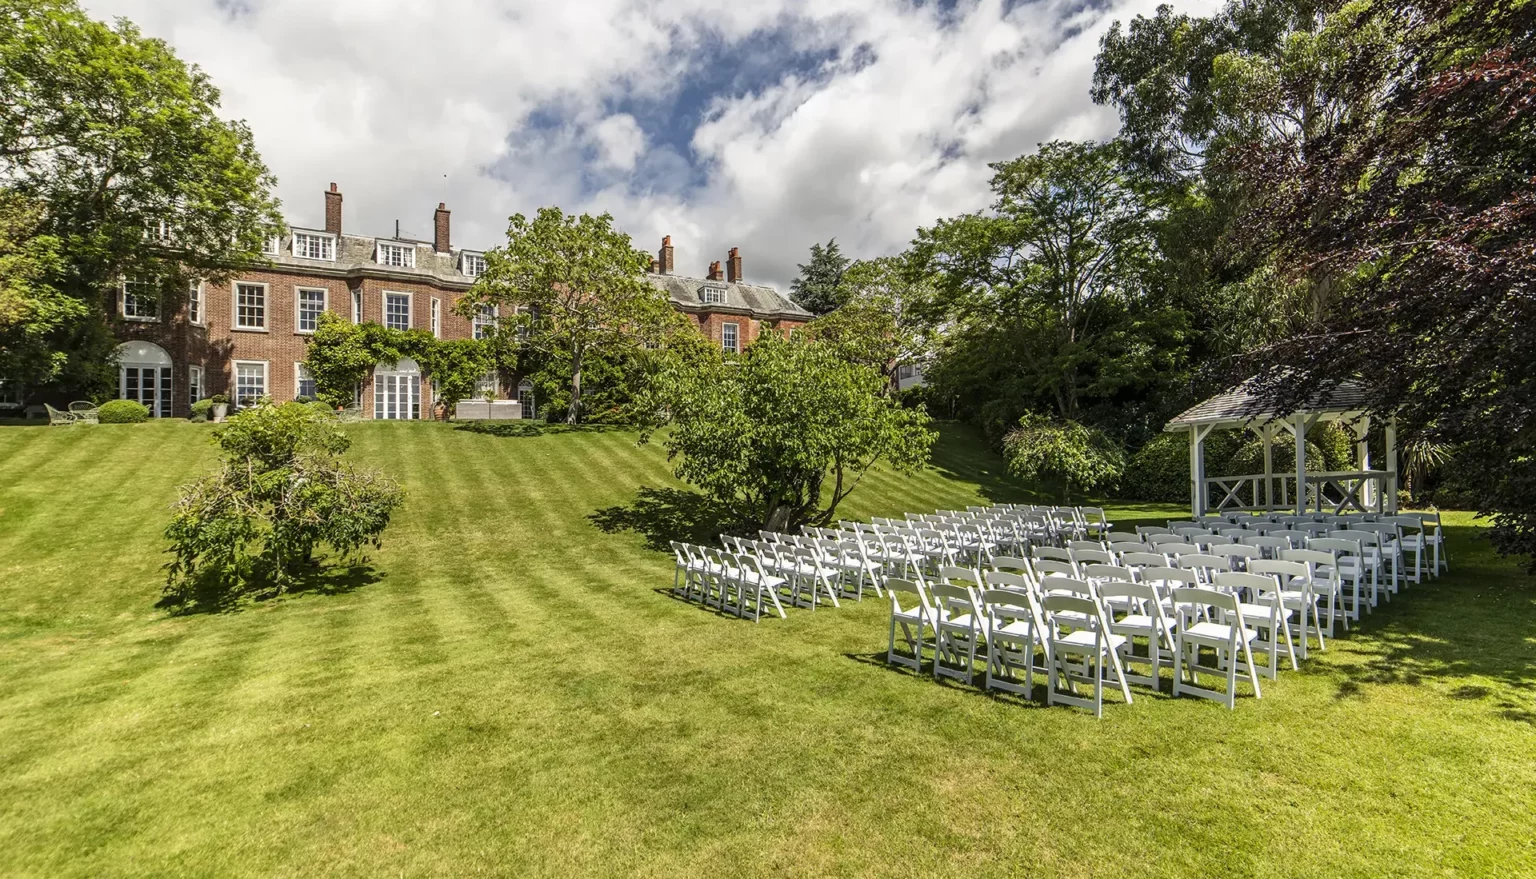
top-left (0, 193), bottom-right (85, 389)
top-left (789, 238), bottom-right (852, 315)
top-left (801, 254), bottom-right (937, 395)
top-left (914, 140), bottom-right (1182, 440)
top-left (639, 329), bottom-right (934, 533)
top-left (0, 0), bottom-right (282, 396)
top-left (459, 208), bottom-right (672, 424)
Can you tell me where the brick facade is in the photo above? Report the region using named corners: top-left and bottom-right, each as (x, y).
top-left (106, 185), bottom-right (812, 420)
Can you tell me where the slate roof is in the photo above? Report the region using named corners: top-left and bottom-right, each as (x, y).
top-left (271, 228), bottom-right (478, 287)
top-left (646, 273), bottom-right (813, 321)
top-left (1166, 378), bottom-right (1373, 429)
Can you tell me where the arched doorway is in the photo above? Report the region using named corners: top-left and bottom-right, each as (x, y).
top-left (116, 341), bottom-right (172, 418)
top-left (518, 379), bottom-right (536, 420)
top-left (373, 358), bottom-right (420, 420)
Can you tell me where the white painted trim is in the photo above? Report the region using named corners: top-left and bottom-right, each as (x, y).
top-left (382, 289), bottom-right (413, 331)
top-left (232, 280), bottom-right (270, 331)
top-left (292, 230), bottom-right (337, 261)
top-left (721, 320), bottom-right (740, 354)
top-left (375, 240), bottom-right (417, 269)
top-left (294, 285), bottom-right (328, 334)
top-left (430, 297), bottom-right (442, 338)
top-left (232, 359), bottom-right (269, 407)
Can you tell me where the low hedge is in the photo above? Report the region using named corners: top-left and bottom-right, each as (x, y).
top-left (189, 399), bottom-right (214, 422)
top-left (97, 399), bottom-right (150, 423)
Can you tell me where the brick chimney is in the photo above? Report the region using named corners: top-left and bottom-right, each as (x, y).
top-left (649, 257), bottom-right (660, 274)
top-left (726, 247), bottom-right (742, 283)
top-left (658, 235), bottom-right (674, 274)
top-left (324, 183), bottom-right (343, 235)
top-left (707, 260), bottom-right (724, 281)
top-left (433, 203), bottom-right (451, 253)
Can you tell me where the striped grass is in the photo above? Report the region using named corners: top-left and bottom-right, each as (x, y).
top-left (0, 419), bottom-right (1532, 877)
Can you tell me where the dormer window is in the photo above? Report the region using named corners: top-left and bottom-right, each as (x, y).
top-left (293, 231), bottom-right (336, 261)
top-left (460, 252), bottom-right (487, 278)
top-left (701, 285), bottom-right (726, 305)
top-left (261, 234), bottom-right (281, 256)
top-left (376, 241), bottom-right (415, 268)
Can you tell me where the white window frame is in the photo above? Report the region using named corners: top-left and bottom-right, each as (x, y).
top-left (722, 321), bottom-right (740, 354)
top-left (518, 380), bottom-right (536, 419)
top-left (430, 297), bottom-right (441, 338)
top-left (233, 281), bottom-right (268, 331)
top-left (475, 370), bottom-right (499, 399)
top-left (188, 365), bottom-right (204, 407)
top-left (383, 290), bottom-right (413, 331)
top-left (295, 286), bottom-right (328, 334)
top-left (292, 231), bottom-right (337, 261)
top-left (701, 285), bottom-right (726, 305)
top-left (351, 289), bottom-right (362, 324)
top-left (473, 303), bottom-right (498, 340)
top-left (121, 278), bottom-right (160, 322)
top-left (375, 240), bottom-right (416, 269)
top-left (233, 360), bottom-right (268, 409)
top-left (148, 219), bottom-right (175, 244)
top-left (296, 362), bottom-right (317, 400)
top-left (261, 234), bottom-right (281, 256)
top-left (460, 252), bottom-right (487, 278)
top-left (187, 281), bottom-right (204, 326)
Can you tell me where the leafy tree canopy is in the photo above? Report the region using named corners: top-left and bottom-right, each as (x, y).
top-left (459, 207), bottom-right (673, 424)
top-left (638, 329), bottom-right (935, 533)
top-left (801, 254), bottom-right (938, 395)
top-left (1003, 413), bottom-right (1126, 502)
top-left (789, 238), bottom-right (852, 316)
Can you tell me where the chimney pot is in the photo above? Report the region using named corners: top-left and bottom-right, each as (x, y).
top-left (727, 246), bottom-right (742, 283)
top-left (708, 260), bottom-right (724, 281)
top-left (434, 202), bottom-right (451, 254)
top-left (324, 183), bottom-right (343, 235)
top-left (658, 235), bottom-right (675, 275)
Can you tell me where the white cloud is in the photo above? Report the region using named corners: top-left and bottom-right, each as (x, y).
top-left (81, 0), bottom-right (1217, 288)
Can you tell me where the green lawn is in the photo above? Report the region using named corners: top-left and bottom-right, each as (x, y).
top-left (1, 420), bottom-right (1532, 878)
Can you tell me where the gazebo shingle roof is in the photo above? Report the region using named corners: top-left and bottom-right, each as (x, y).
top-left (1166, 378), bottom-right (1373, 429)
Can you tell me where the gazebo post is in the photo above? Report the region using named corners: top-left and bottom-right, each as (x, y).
top-left (1294, 412), bottom-right (1308, 515)
top-left (1355, 415), bottom-right (1373, 510)
top-left (1261, 421), bottom-right (1275, 510)
top-left (1385, 416), bottom-right (1399, 513)
top-left (1188, 424), bottom-right (1210, 516)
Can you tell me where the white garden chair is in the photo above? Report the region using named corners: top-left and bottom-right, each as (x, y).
top-left (1411, 511), bottom-right (1448, 575)
top-left (1040, 593), bottom-right (1132, 717)
top-left (931, 582), bottom-right (987, 685)
top-left (1097, 580), bottom-right (1176, 691)
top-left (1249, 558), bottom-right (1325, 657)
top-left (1170, 587), bottom-right (1264, 709)
top-left (886, 578), bottom-right (934, 671)
top-left (981, 584), bottom-right (1047, 700)
top-left (1213, 571), bottom-right (1297, 678)
top-left (735, 554), bottom-right (788, 622)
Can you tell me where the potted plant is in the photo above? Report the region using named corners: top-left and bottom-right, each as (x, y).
top-left (433, 399), bottom-right (448, 421)
top-left (210, 394), bottom-right (230, 423)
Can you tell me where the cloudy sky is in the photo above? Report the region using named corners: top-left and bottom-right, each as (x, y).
top-left (83, 0), bottom-right (1211, 290)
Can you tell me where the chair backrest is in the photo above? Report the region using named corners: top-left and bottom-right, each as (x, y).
top-left (1280, 548), bottom-right (1335, 571)
top-left (1040, 593), bottom-right (1109, 635)
top-left (1038, 576), bottom-right (1096, 599)
top-left (930, 582), bottom-right (981, 624)
top-left (1119, 552), bottom-right (1169, 570)
top-left (1248, 559), bottom-right (1309, 582)
top-left (982, 588), bottom-right (1044, 631)
top-left (1242, 535), bottom-right (1293, 553)
top-left (69, 400), bottom-right (96, 413)
top-left (1197, 534), bottom-right (1238, 546)
top-left (1209, 544), bottom-right (1265, 562)
top-left (1218, 528), bottom-right (1249, 540)
top-left (984, 570), bottom-right (1034, 595)
top-left (1032, 559), bottom-right (1078, 580)
top-left (1331, 528), bottom-right (1381, 548)
top-left (1136, 525), bottom-right (1173, 537)
top-left (1072, 548), bottom-right (1115, 566)
top-left (1170, 586), bottom-right (1241, 618)
top-left (990, 556), bottom-right (1033, 577)
top-left (1177, 553), bottom-right (1231, 573)
top-left (1096, 579), bottom-right (1161, 611)
top-left (1066, 540), bottom-right (1103, 552)
top-left (1108, 540), bottom-right (1148, 555)
top-left (938, 565), bottom-right (983, 590)
top-left (887, 577), bottom-right (932, 616)
top-left (1309, 537), bottom-right (1363, 560)
top-left (1146, 533), bottom-right (1190, 546)
top-left (1298, 522), bottom-right (1332, 538)
top-left (1162, 543), bottom-right (1204, 557)
top-left (1082, 563), bottom-right (1136, 584)
top-left (1031, 545), bottom-right (1073, 564)
top-left (1383, 515), bottom-right (1425, 536)
top-left (1140, 566), bottom-right (1201, 590)
top-left (1103, 531), bottom-right (1140, 544)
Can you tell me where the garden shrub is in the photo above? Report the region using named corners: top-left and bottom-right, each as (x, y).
top-left (97, 399), bottom-right (149, 423)
top-left (189, 399), bottom-right (213, 423)
top-left (304, 401), bottom-right (335, 417)
top-left (1003, 413), bottom-right (1125, 501)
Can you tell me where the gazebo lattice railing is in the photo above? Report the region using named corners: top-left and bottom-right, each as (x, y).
top-left (1165, 379), bottom-right (1398, 517)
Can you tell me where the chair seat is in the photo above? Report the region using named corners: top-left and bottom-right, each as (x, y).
top-left (1183, 621), bottom-right (1259, 644)
top-left (1053, 630), bottom-right (1128, 653)
top-left (991, 620), bottom-right (1035, 639)
top-left (1237, 602), bottom-right (1292, 622)
top-left (1116, 613), bottom-right (1173, 636)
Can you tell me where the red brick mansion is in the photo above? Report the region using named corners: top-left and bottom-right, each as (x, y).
top-left (101, 184), bottom-right (811, 419)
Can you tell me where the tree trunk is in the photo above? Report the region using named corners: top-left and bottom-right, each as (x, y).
top-left (567, 347), bottom-right (583, 424)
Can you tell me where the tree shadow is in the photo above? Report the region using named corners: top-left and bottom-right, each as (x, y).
top-left (156, 562), bottom-right (383, 616)
top-left (454, 421), bottom-right (629, 439)
top-left (589, 486), bottom-right (744, 551)
top-left (927, 423), bottom-right (1049, 505)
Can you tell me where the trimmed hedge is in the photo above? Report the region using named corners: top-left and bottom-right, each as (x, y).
top-left (304, 401), bottom-right (335, 417)
top-left (97, 399), bottom-right (150, 423)
top-left (189, 399), bottom-right (214, 423)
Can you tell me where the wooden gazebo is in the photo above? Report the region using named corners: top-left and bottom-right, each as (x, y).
top-left (1165, 379), bottom-right (1398, 517)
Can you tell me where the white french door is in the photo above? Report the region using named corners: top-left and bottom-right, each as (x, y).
top-left (121, 366), bottom-right (172, 418)
top-left (373, 373), bottom-right (419, 420)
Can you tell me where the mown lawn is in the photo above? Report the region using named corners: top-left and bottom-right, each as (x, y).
top-left (0, 419), bottom-right (1532, 878)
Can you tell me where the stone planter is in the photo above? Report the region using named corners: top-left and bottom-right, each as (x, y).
top-left (454, 399), bottom-right (523, 421)
top-left (211, 403), bottom-right (229, 423)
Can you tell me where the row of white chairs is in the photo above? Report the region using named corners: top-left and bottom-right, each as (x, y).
top-left (887, 517), bottom-right (1430, 714)
top-left (1151, 511), bottom-right (1448, 579)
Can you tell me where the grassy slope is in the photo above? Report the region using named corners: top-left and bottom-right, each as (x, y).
top-left (0, 420), bottom-right (1532, 878)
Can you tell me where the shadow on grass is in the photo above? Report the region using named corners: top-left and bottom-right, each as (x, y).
top-left (454, 421), bottom-right (629, 439)
top-left (590, 486), bottom-right (744, 552)
top-left (156, 562), bottom-right (383, 616)
top-left (926, 423), bottom-right (1048, 506)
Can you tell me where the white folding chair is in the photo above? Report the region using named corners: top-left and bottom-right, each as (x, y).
top-left (982, 578), bottom-right (1047, 700)
top-left (1249, 558), bottom-right (1324, 657)
top-left (887, 578), bottom-right (935, 671)
top-left (932, 582), bottom-right (986, 685)
top-left (1213, 571), bottom-right (1297, 679)
top-left (1098, 580), bottom-right (1176, 691)
top-left (1170, 587), bottom-right (1263, 709)
top-left (1040, 593), bottom-right (1132, 717)
top-left (1412, 511), bottom-right (1448, 575)
top-left (735, 554), bottom-right (789, 622)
